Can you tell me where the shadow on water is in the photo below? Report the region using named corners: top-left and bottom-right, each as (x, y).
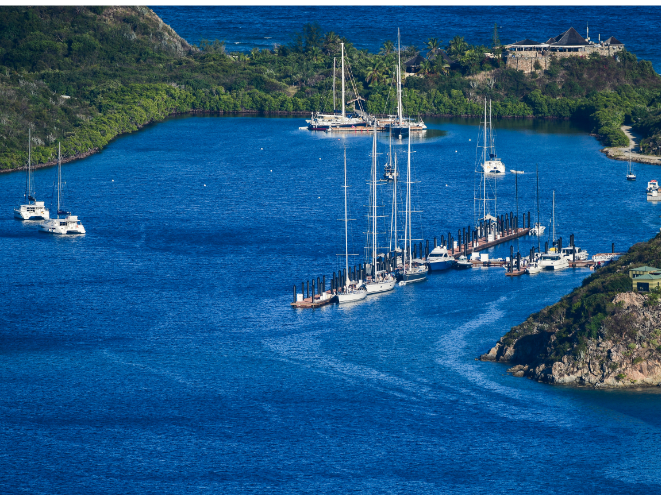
top-left (426, 116), bottom-right (591, 135)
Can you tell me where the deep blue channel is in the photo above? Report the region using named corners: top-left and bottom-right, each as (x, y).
top-left (1, 115), bottom-right (661, 493)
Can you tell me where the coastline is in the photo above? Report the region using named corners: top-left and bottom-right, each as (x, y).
top-left (601, 125), bottom-right (661, 166)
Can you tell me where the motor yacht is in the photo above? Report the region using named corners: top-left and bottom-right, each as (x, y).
top-left (528, 222), bottom-right (546, 237)
top-left (539, 252), bottom-right (569, 270)
top-left (560, 246), bottom-right (588, 261)
top-left (455, 255), bottom-right (472, 269)
top-left (427, 245), bottom-right (455, 271)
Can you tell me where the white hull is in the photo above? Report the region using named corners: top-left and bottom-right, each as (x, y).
top-left (39, 215), bottom-right (85, 235)
top-left (482, 159), bottom-right (505, 175)
top-left (14, 203), bottom-right (49, 220)
top-left (364, 279), bottom-right (396, 294)
top-left (540, 258), bottom-right (569, 270)
top-left (526, 264), bottom-right (542, 274)
top-left (337, 290), bottom-right (367, 304)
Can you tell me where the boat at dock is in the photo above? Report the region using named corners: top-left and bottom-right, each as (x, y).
top-left (14, 128), bottom-right (50, 221)
top-left (364, 122), bottom-right (396, 294)
top-left (336, 149), bottom-right (367, 304)
top-left (539, 252), bottom-right (569, 270)
top-left (39, 143), bottom-right (85, 235)
top-left (561, 245), bottom-right (588, 261)
top-left (397, 129), bottom-right (428, 284)
top-left (427, 245), bottom-right (455, 271)
top-left (455, 255), bottom-right (472, 269)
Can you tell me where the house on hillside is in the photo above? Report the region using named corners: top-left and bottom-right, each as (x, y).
top-left (505, 26), bottom-right (625, 73)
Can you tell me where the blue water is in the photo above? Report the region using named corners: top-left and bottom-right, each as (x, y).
top-left (2, 115), bottom-right (661, 493)
top-left (152, 6), bottom-right (661, 71)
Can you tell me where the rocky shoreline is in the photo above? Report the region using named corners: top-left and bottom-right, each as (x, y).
top-left (480, 291), bottom-right (661, 388)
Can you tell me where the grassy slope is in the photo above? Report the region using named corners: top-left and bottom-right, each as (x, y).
top-left (2, 6), bottom-right (661, 170)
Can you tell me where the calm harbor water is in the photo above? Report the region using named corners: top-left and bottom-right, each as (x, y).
top-left (153, 6), bottom-right (661, 71)
top-left (2, 115), bottom-right (661, 493)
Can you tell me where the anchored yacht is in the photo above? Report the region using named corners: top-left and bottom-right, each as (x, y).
top-left (14, 128), bottom-right (49, 221)
top-left (39, 143), bottom-right (85, 235)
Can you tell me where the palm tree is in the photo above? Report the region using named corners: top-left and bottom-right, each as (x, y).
top-left (323, 31), bottom-right (340, 55)
top-left (309, 46), bottom-right (323, 62)
top-left (380, 40), bottom-right (395, 55)
top-left (419, 60), bottom-right (433, 75)
top-left (448, 35), bottom-right (468, 59)
top-left (425, 37), bottom-right (441, 59)
top-left (365, 59), bottom-right (386, 86)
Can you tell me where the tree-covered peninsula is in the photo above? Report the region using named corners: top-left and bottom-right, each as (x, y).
top-left (480, 235), bottom-right (661, 388)
top-left (3, 6), bottom-right (661, 170)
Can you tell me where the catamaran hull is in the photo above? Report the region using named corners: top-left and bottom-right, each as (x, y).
top-left (309, 123), bottom-right (370, 131)
top-left (14, 206), bottom-right (50, 221)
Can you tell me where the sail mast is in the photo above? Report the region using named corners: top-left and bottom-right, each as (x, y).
top-left (536, 164), bottom-right (540, 253)
top-left (397, 29), bottom-right (402, 125)
top-left (552, 190), bottom-right (556, 245)
top-left (333, 57), bottom-right (336, 113)
top-left (28, 127), bottom-right (32, 201)
top-left (372, 121), bottom-right (377, 268)
top-left (341, 43), bottom-right (345, 119)
top-left (406, 130), bottom-right (412, 269)
top-left (57, 142), bottom-right (61, 217)
top-left (483, 99), bottom-right (487, 221)
top-left (344, 149), bottom-right (349, 288)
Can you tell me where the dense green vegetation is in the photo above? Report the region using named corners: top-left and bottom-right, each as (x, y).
top-left (501, 235), bottom-right (661, 363)
top-left (2, 6), bottom-right (661, 170)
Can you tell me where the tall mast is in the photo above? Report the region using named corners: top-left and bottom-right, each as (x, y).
top-left (552, 190), bottom-right (556, 245)
top-left (483, 99), bottom-right (487, 221)
top-left (491, 99), bottom-right (497, 217)
top-left (372, 121), bottom-right (377, 267)
top-left (536, 164), bottom-right (540, 252)
top-left (57, 142), bottom-right (61, 216)
top-left (397, 29), bottom-right (403, 124)
top-left (407, 131), bottom-right (412, 267)
top-left (28, 127), bottom-right (32, 201)
top-left (341, 43), bottom-right (345, 119)
top-left (333, 57), bottom-right (336, 113)
top-left (393, 153), bottom-right (398, 254)
top-left (344, 148), bottom-right (349, 287)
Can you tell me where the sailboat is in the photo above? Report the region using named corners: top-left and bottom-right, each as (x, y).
top-left (474, 100), bottom-right (500, 229)
top-left (479, 99), bottom-right (505, 175)
top-left (307, 43), bottom-right (369, 131)
top-left (364, 121), bottom-right (397, 294)
top-left (626, 146), bottom-right (636, 181)
top-left (39, 143), bottom-right (85, 235)
top-left (538, 191), bottom-right (568, 270)
top-left (528, 165), bottom-right (546, 237)
top-left (385, 29), bottom-right (427, 139)
top-left (383, 126), bottom-right (399, 181)
top-left (398, 131), bottom-right (428, 285)
top-left (14, 128), bottom-right (50, 220)
top-left (337, 149), bottom-right (367, 304)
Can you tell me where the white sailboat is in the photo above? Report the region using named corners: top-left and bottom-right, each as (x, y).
top-left (39, 143), bottom-right (85, 235)
top-left (539, 191), bottom-right (567, 270)
top-left (14, 128), bottom-right (50, 220)
top-left (626, 146), bottom-right (636, 181)
top-left (385, 29), bottom-right (426, 139)
top-left (479, 99), bottom-right (505, 175)
top-left (364, 121), bottom-right (396, 294)
top-left (307, 43), bottom-right (369, 131)
top-left (398, 131), bottom-right (428, 285)
top-left (474, 100), bottom-right (500, 229)
top-left (528, 165), bottom-right (546, 237)
top-left (337, 149), bottom-right (367, 304)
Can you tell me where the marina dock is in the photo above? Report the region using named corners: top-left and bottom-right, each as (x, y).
top-left (449, 227), bottom-right (531, 259)
top-left (291, 290), bottom-right (336, 309)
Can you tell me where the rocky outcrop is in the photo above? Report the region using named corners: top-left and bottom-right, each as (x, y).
top-left (480, 292), bottom-right (661, 388)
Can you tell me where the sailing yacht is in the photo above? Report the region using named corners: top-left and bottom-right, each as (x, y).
top-left (307, 43), bottom-right (369, 131)
top-left (528, 166), bottom-right (546, 237)
top-left (364, 122), bottom-right (396, 294)
top-left (385, 29), bottom-right (427, 139)
top-left (383, 128), bottom-right (399, 181)
top-left (14, 129), bottom-right (50, 220)
top-left (478, 100), bottom-right (505, 175)
top-left (626, 146), bottom-right (636, 181)
top-left (337, 149), bottom-right (367, 304)
top-left (538, 190), bottom-right (566, 270)
top-left (39, 143), bottom-right (85, 235)
top-left (398, 132), bottom-right (428, 284)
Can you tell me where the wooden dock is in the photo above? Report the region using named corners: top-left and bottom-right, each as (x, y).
top-left (505, 268), bottom-right (526, 276)
top-left (291, 291), bottom-right (337, 309)
top-left (449, 228), bottom-right (531, 259)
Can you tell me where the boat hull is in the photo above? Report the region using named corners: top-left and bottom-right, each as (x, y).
top-left (400, 271), bottom-right (427, 283)
top-left (364, 279), bottom-right (396, 294)
top-left (428, 259), bottom-right (454, 271)
top-left (337, 290), bottom-right (367, 304)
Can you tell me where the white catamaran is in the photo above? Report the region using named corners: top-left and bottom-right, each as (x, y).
top-left (39, 143), bottom-right (85, 235)
top-left (14, 128), bottom-right (50, 220)
top-left (337, 149), bottom-right (367, 304)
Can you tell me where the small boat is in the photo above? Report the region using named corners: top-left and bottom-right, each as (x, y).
top-left (647, 180), bottom-right (661, 201)
top-left (336, 149), bottom-right (367, 304)
top-left (626, 146), bottom-right (636, 181)
top-left (526, 261), bottom-right (542, 274)
top-left (14, 128), bottom-right (50, 221)
top-left (455, 255), bottom-right (472, 269)
top-left (528, 222), bottom-right (546, 236)
top-left (427, 245), bottom-right (455, 271)
top-left (39, 143), bottom-right (85, 235)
